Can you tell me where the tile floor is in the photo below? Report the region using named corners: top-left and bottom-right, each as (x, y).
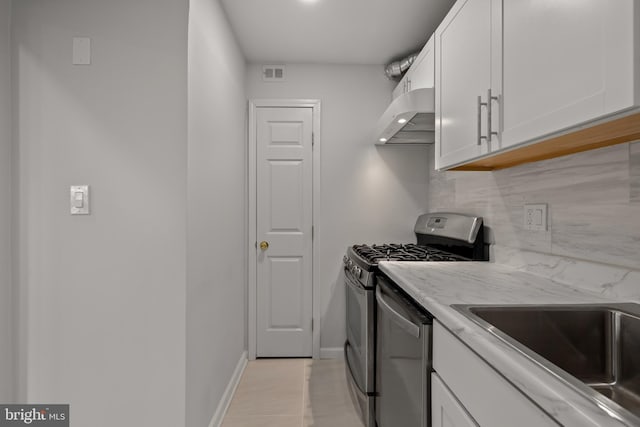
top-left (221, 358), bottom-right (364, 427)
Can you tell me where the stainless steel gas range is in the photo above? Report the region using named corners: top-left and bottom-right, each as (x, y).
top-left (343, 212), bottom-right (488, 427)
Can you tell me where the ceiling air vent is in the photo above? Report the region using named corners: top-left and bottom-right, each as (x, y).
top-left (262, 65), bottom-right (286, 82)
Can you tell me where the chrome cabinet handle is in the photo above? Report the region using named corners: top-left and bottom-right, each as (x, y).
top-left (477, 95), bottom-right (488, 146)
top-left (487, 89), bottom-right (499, 142)
top-left (376, 287), bottom-right (421, 338)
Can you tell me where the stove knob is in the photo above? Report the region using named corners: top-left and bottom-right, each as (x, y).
top-left (343, 255), bottom-right (348, 265)
top-left (347, 260), bottom-right (353, 269)
top-left (355, 267), bottom-right (362, 278)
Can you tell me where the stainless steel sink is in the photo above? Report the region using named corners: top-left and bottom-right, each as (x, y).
top-left (452, 303), bottom-right (640, 425)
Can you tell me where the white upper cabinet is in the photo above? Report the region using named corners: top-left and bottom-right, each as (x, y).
top-left (435, 0), bottom-right (640, 171)
top-left (391, 35), bottom-right (436, 100)
top-left (392, 74), bottom-right (409, 100)
top-left (500, 0), bottom-right (638, 149)
top-left (406, 35), bottom-right (435, 92)
top-left (435, 0), bottom-right (501, 169)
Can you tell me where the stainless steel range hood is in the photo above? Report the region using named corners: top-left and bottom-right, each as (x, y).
top-left (374, 87), bottom-right (435, 145)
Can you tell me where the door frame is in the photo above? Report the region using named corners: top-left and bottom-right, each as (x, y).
top-left (247, 99), bottom-right (321, 360)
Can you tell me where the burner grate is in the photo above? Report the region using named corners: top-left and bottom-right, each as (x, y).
top-left (352, 243), bottom-right (468, 264)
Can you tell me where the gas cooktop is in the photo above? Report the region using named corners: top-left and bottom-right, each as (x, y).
top-left (351, 243), bottom-right (469, 264)
top-left (344, 213), bottom-right (488, 280)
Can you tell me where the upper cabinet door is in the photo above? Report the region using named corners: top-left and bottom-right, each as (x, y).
top-left (435, 0), bottom-right (500, 170)
top-left (392, 75), bottom-right (408, 101)
top-left (500, 0), bottom-right (639, 149)
top-left (390, 35), bottom-right (436, 101)
top-left (407, 35), bottom-right (436, 91)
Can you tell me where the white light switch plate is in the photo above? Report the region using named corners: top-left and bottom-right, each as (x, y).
top-left (70, 185), bottom-right (90, 215)
top-left (72, 37), bottom-right (91, 65)
top-left (524, 204), bottom-right (547, 231)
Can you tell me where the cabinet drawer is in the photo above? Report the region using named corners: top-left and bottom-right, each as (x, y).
top-left (433, 321), bottom-right (556, 427)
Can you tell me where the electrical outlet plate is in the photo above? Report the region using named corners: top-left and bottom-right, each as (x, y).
top-left (524, 203), bottom-right (547, 231)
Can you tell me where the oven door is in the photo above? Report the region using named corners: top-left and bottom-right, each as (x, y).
top-left (344, 269), bottom-right (376, 427)
top-left (376, 276), bottom-right (432, 427)
top-left (344, 270), bottom-right (375, 393)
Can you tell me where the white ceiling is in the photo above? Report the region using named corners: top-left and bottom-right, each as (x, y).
top-left (220, 0), bottom-right (456, 65)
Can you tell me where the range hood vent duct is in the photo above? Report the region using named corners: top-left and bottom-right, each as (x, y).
top-left (384, 52), bottom-right (419, 80)
top-left (374, 87), bottom-right (435, 145)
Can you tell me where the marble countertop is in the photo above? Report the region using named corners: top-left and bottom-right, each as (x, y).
top-left (378, 261), bottom-right (635, 427)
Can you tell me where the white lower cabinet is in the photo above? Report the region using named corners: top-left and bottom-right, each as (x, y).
top-left (432, 321), bottom-right (557, 427)
top-left (432, 372), bottom-right (478, 427)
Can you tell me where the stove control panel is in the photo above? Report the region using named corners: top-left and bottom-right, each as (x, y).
top-left (415, 212), bottom-right (482, 244)
top-left (343, 255), bottom-right (362, 278)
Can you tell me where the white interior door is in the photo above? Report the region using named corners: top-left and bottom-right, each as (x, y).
top-left (256, 106), bottom-right (313, 357)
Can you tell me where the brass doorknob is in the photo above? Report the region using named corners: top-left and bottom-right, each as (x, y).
top-left (259, 241), bottom-right (269, 250)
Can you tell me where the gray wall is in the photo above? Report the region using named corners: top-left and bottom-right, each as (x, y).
top-left (13, 0), bottom-right (188, 425)
top-left (427, 141), bottom-right (640, 270)
top-left (246, 64), bottom-right (430, 353)
top-left (0, 0), bottom-right (14, 403)
top-left (187, 0), bottom-right (247, 426)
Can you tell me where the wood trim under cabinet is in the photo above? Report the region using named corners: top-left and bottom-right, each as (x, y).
top-left (451, 111), bottom-right (640, 171)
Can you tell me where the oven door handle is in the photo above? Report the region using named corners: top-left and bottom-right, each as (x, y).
top-left (376, 287), bottom-right (421, 338)
top-left (344, 273), bottom-right (365, 295)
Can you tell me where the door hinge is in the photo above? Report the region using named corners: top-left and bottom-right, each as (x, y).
top-left (312, 226), bottom-right (314, 239)
top-left (311, 318), bottom-right (314, 331)
top-left (312, 132), bottom-right (315, 147)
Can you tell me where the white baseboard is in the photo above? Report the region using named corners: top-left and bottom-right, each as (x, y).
top-left (208, 350), bottom-right (248, 427)
top-left (320, 347), bottom-right (344, 359)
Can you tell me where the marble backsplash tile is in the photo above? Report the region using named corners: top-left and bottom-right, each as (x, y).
top-left (492, 246), bottom-right (640, 302)
top-left (427, 142), bottom-right (640, 271)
